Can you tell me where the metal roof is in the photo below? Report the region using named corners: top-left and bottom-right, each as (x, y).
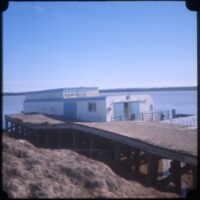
top-left (26, 87), bottom-right (99, 94)
top-left (24, 95), bottom-right (106, 103)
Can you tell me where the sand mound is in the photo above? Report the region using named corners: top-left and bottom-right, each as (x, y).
top-left (2, 134), bottom-right (178, 198)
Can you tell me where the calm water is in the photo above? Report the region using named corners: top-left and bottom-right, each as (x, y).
top-left (2, 90), bottom-right (197, 128)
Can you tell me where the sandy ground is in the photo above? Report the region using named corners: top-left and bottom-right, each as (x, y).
top-left (2, 134), bottom-right (180, 198)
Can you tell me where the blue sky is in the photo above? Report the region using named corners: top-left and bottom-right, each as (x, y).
top-left (3, 1), bottom-right (197, 92)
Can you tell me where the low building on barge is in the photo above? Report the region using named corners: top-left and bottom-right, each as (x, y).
top-left (23, 87), bottom-right (154, 122)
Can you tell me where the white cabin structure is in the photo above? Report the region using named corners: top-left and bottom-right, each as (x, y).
top-left (23, 87), bottom-right (154, 122)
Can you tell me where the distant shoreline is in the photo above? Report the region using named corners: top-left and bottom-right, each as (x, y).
top-left (100, 86), bottom-right (197, 93)
top-left (3, 86), bottom-right (197, 96)
top-left (3, 92), bottom-right (28, 96)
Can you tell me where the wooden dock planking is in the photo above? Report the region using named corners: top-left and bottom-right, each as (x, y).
top-left (71, 121), bottom-right (197, 166)
top-left (5, 114), bottom-right (197, 165)
top-left (5, 114), bottom-right (66, 129)
top-left (4, 114), bottom-right (197, 194)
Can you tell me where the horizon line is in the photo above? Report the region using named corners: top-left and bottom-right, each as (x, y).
top-left (3, 85), bottom-right (197, 94)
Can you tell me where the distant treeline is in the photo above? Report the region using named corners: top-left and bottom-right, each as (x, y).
top-left (99, 86), bottom-right (197, 93)
top-left (3, 92), bottom-right (28, 96)
top-left (3, 86), bottom-right (197, 96)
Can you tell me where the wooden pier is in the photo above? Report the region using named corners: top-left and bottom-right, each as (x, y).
top-left (4, 114), bottom-right (197, 195)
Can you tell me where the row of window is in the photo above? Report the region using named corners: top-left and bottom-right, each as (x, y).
top-left (64, 91), bottom-right (98, 98)
top-left (64, 93), bottom-right (87, 98)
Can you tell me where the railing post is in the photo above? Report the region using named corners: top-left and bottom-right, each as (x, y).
top-left (172, 109), bottom-right (176, 118)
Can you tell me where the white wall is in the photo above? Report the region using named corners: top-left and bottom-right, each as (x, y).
top-left (76, 100), bottom-right (106, 122)
top-left (23, 101), bottom-right (64, 116)
top-left (106, 95), bottom-right (154, 121)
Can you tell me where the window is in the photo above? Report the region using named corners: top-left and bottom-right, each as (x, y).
top-left (88, 102), bottom-right (96, 112)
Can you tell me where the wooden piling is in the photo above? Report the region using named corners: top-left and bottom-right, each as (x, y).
top-left (23, 126), bottom-right (27, 138)
top-left (133, 149), bottom-right (140, 177)
top-left (5, 119), bottom-right (8, 132)
top-left (10, 122), bottom-right (13, 134)
top-left (9, 122), bottom-right (12, 133)
top-left (6, 120), bottom-right (9, 133)
top-left (27, 128), bottom-right (34, 143)
top-left (26, 128), bottom-right (31, 141)
top-left (192, 166), bottom-right (197, 189)
top-left (147, 153), bottom-right (159, 186)
top-left (18, 125), bottom-right (21, 134)
top-left (9, 121), bottom-right (12, 133)
top-left (8, 121), bottom-right (11, 133)
top-left (114, 142), bottom-right (120, 163)
top-left (11, 123), bottom-right (16, 137)
top-left (89, 134), bottom-right (94, 157)
top-left (58, 130), bottom-right (62, 148)
top-left (34, 131), bottom-right (39, 146)
top-left (45, 131), bottom-right (49, 148)
top-left (15, 125), bottom-right (19, 135)
top-left (170, 160), bottom-right (181, 194)
top-left (13, 122), bottom-right (16, 133)
top-left (73, 131), bottom-right (78, 150)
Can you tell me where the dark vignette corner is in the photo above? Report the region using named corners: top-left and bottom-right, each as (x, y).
top-left (0, 0), bottom-right (199, 198)
top-left (186, 0), bottom-right (200, 11)
top-left (0, 0), bottom-right (9, 13)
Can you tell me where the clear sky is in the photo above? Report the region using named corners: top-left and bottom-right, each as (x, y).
top-left (3, 1), bottom-right (197, 92)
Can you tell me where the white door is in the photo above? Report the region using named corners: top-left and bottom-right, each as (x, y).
top-left (130, 101), bottom-right (140, 120)
top-left (113, 103), bottom-right (124, 121)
